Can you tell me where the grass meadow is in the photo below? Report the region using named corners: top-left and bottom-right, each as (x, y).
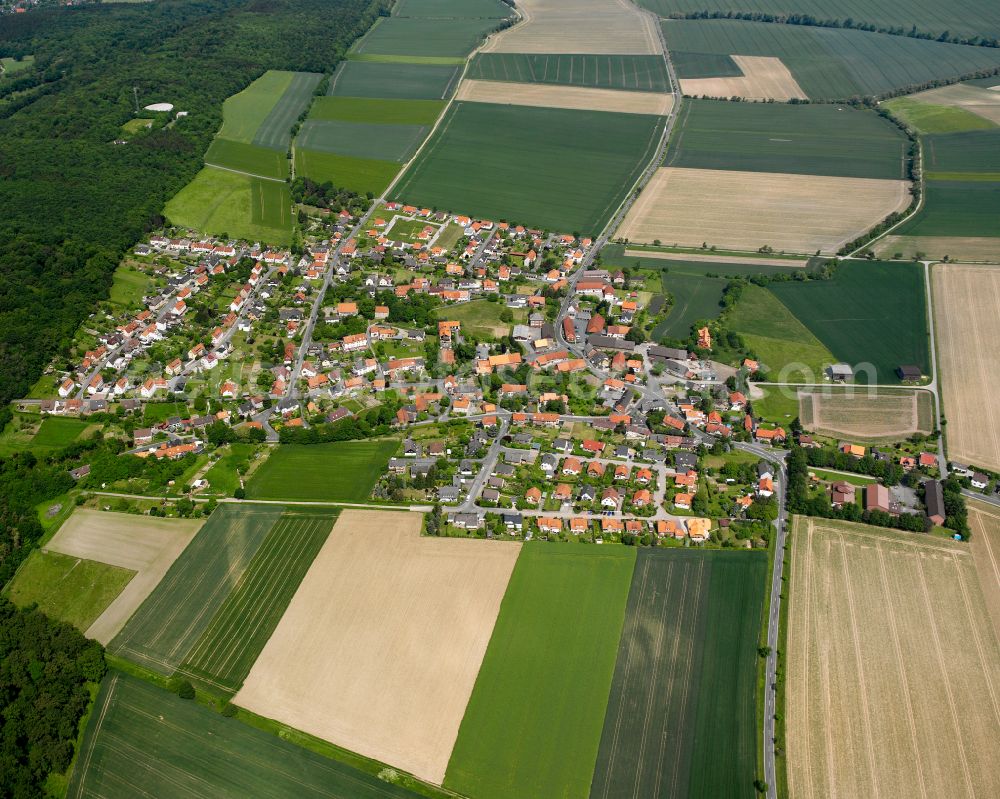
top-left (591, 549), bottom-right (767, 799)
top-left (445, 544), bottom-right (635, 799)
top-left (245, 439), bottom-right (398, 502)
top-left (67, 673), bottom-right (420, 799)
top-left (433, 299), bottom-right (520, 339)
top-left (392, 102), bottom-right (666, 234)
top-left (654, 272), bottom-right (727, 340)
top-left (294, 148), bottom-right (400, 194)
top-left (328, 60), bottom-right (461, 100)
top-left (201, 442), bottom-right (257, 496)
top-left (883, 97), bottom-right (996, 134)
top-left (467, 53), bottom-right (671, 91)
top-left (205, 138), bottom-right (288, 179)
top-left (32, 416), bottom-right (92, 449)
top-left (664, 99), bottom-right (908, 179)
top-left (108, 265), bottom-right (151, 307)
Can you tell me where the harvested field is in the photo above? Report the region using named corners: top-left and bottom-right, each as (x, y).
top-left (624, 248), bottom-right (807, 267)
top-left (876, 234), bottom-right (1000, 263)
top-left (44, 508), bottom-right (202, 644)
top-left (617, 167), bottom-right (910, 254)
top-left (933, 263), bottom-right (1000, 472)
top-left (455, 79), bottom-right (671, 115)
top-left (969, 501), bottom-right (1000, 643)
top-left (482, 0), bottom-right (661, 55)
top-left (679, 55), bottom-right (806, 101)
top-left (911, 83), bottom-right (1000, 126)
top-left (798, 389), bottom-right (934, 443)
top-left (235, 510), bottom-right (521, 785)
top-left (786, 517), bottom-right (1000, 799)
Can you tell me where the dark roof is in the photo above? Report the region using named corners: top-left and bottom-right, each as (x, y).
top-left (924, 479), bottom-right (946, 520)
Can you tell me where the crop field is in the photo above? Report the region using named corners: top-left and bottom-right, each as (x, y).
top-left (652, 272), bottom-right (726, 340)
top-left (798, 389), bottom-right (934, 442)
top-left (351, 16), bottom-right (504, 59)
top-left (679, 54), bottom-right (806, 101)
top-left (875, 234), bottom-right (1000, 262)
top-left (445, 544), bottom-right (635, 799)
top-left (107, 504), bottom-right (285, 674)
top-left (892, 180), bottom-right (1000, 240)
top-left (393, 102), bottom-right (666, 235)
top-left (251, 71), bottom-right (322, 150)
top-left (455, 80), bottom-right (673, 115)
top-left (933, 263), bottom-right (1000, 472)
top-left (32, 416), bottom-right (91, 449)
top-left (245, 439), bottom-right (397, 502)
top-left (786, 517), bottom-right (1000, 799)
top-left (769, 260), bottom-right (928, 383)
top-left (482, 0), bottom-right (661, 55)
top-left (67, 674), bottom-right (420, 799)
top-left (467, 53), bottom-right (671, 91)
top-left (969, 502), bottom-right (1000, 642)
top-left (905, 83), bottom-right (1000, 127)
top-left (177, 510), bottom-right (335, 694)
top-left (727, 284), bottom-right (836, 381)
top-left (204, 138), bottom-right (287, 179)
top-left (328, 60), bottom-right (461, 100)
top-left (618, 167), bottom-right (910, 254)
top-left (923, 129), bottom-right (1000, 174)
top-left (218, 70), bottom-right (294, 144)
top-left (664, 100), bottom-right (908, 180)
top-left (591, 549), bottom-right (766, 799)
top-left (638, 0), bottom-right (1000, 42)
top-left (883, 96), bottom-right (996, 135)
top-left (294, 149), bottom-right (399, 194)
top-left (236, 511), bottom-right (521, 785)
top-left (309, 96), bottom-right (445, 126)
top-left (393, 0), bottom-right (510, 16)
top-left (296, 119), bottom-right (428, 163)
top-left (4, 549), bottom-right (135, 632)
top-left (164, 167), bottom-right (293, 245)
top-left (663, 19), bottom-right (1000, 100)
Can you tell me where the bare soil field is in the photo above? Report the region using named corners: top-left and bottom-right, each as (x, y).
top-left (481, 0), bottom-right (661, 55)
top-left (234, 510), bottom-right (521, 784)
top-left (969, 501), bottom-right (1000, 644)
top-left (876, 234), bottom-right (1000, 263)
top-left (933, 263), bottom-right (1000, 472)
top-left (45, 508), bottom-right (203, 644)
top-left (679, 55), bottom-right (807, 101)
top-left (798, 389), bottom-right (934, 442)
top-left (787, 517), bottom-right (1000, 799)
top-left (618, 167), bottom-right (910, 254)
top-left (623, 248), bottom-right (808, 267)
top-left (455, 79), bottom-right (672, 115)
top-left (911, 83), bottom-right (1000, 125)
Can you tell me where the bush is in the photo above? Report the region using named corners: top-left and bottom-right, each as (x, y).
top-left (168, 677), bottom-right (195, 700)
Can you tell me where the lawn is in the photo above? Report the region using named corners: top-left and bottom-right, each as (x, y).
top-left (108, 504), bottom-right (285, 675)
top-left (883, 97), bottom-right (996, 134)
top-left (769, 260), bottom-right (929, 383)
top-left (662, 18), bottom-right (1000, 100)
top-left (392, 102), bottom-right (666, 235)
top-left (591, 549), bottom-right (767, 799)
top-left (164, 167), bottom-right (293, 245)
top-left (467, 53), bottom-right (671, 92)
top-left (310, 96), bottom-right (445, 125)
top-left (245, 439), bottom-right (397, 502)
top-left (4, 549), bottom-right (134, 632)
top-left (294, 149), bottom-right (400, 194)
top-left (205, 137), bottom-right (288, 179)
top-left (727, 284), bottom-right (836, 382)
top-left (108, 265), bottom-right (150, 307)
top-left (67, 673), bottom-right (421, 799)
top-left (32, 416), bottom-right (92, 449)
top-left (178, 510), bottom-right (336, 695)
top-left (434, 299), bottom-right (515, 339)
top-left (141, 400), bottom-right (188, 423)
top-left (653, 272), bottom-right (727, 340)
top-left (351, 16), bottom-right (506, 59)
top-left (328, 60), bottom-right (461, 100)
top-left (444, 543), bottom-right (636, 799)
top-left (664, 99), bottom-right (908, 179)
top-left (296, 119), bottom-right (428, 163)
top-left (751, 386), bottom-right (802, 423)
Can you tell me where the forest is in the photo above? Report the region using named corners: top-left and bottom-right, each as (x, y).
top-left (0, 0), bottom-right (390, 415)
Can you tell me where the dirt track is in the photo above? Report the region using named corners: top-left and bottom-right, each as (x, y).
top-left (455, 79), bottom-right (672, 115)
top-left (234, 510), bottom-right (521, 784)
top-left (679, 55), bottom-right (807, 101)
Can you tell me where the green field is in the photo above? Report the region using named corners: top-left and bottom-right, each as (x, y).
top-left (895, 180), bottom-right (1000, 237)
top-left (923, 129), bottom-right (1000, 174)
top-left (351, 16), bottom-right (505, 59)
top-left (4, 549), bottom-right (134, 631)
top-left (591, 549), bottom-right (767, 799)
top-left (164, 167), bottom-right (293, 245)
top-left (202, 443), bottom-right (257, 496)
top-left (108, 265), bottom-right (151, 307)
top-left (0, 54), bottom-right (34, 76)
top-left (769, 260), bottom-right (928, 383)
top-left (67, 673), bottom-right (421, 799)
top-left (178, 510), bottom-right (335, 694)
top-left (671, 50), bottom-right (742, 78)
top-left (108, 504), bottom-right (285, 675)
top-left (296, 119), bottom-right (428, 162)
top-left (654, 272), bottom-right (727, 340)
top-left (664, 99), bottom-right (908, 179)
top-left (639, 0), bottom-right (1000, 42)
top-left (467, 53), bottom-right (671, 92)
top-left (394, 0), bottom-right (510, 17)
top-left (433, 299), bottom-right (518, 339)
top-left (727, 284), bottom-right (836, 381)
top-left (246, 439), bottom-right (398, 502)
top-left (205, 137), bottom-right (288, 179)
top-left (445, 543), bottom-right (636, 799)
top-left (32, 416), bottom-right (92, 449)
top-left (662, 19), bottom-right (1000, 100)
top-left (328, 60), bottom-right (461, 100)
top-left (218, 70), bottom-right (294, 144)
top-left (294, 148), bottom-right (400, 194)
top-left (310, 96), bottom-right (445, 125)
top-left (883, 97), bottom-right (996, 134)
top-left (141, 400), bottom-right (188, 423)
top-left (393, 102), bottom-right (666, 234)
top-left (251, 71), bottom-right (322, 150)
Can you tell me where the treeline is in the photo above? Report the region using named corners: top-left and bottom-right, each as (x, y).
top-left (0, 0), bottom-right (391, 413)
top-left (278, 402), bottom-right (403, 444)
top-left (667, 10), bottom-right (999, 48)
top-left (0, 598), bottom-right (106, 799)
